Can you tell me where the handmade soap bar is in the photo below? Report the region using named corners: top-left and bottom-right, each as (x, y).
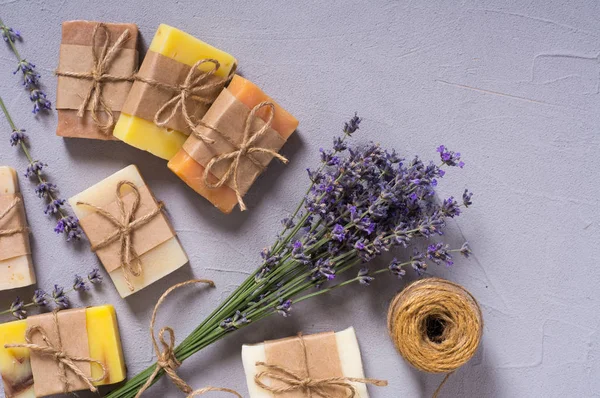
top-left (114, 24), bottom-right (237, 160)
top-left (68, 165), bottom-right (188, 298)
top-left (0, 166), bottom-right (35, 291)
top-left (56, 20), bottom-right (139, 140)
top-left (0, 305), bottom-right (125, 397)
top-left (242, 328), bottom-right (370, 398)
top-left (168, 75), bottom-right (298, 213)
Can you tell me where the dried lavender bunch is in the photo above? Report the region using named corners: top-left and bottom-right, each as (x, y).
top-left (0, 96), bottom-right (82, 241)
top-left (0, 18), bottom-right (51, 113)
top-left (1, 268), bottom-right (103, 319)
top-left (108, 114), bottom-right (474, 397)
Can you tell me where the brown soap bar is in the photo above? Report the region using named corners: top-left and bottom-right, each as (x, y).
top-left (56, 21), bottom-right (139, 140)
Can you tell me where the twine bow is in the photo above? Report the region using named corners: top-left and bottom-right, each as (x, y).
top-left (76, 181), bottom-right (164, 292)
top-left (0, 197), bottom-right (27, 237)
top-left (200, 101), bottom-right (289, 211)
top-left (254, 334), bottom-right (387, 398)
top-left (135, 280), bottom-right (242, 398)
top-left (4, 310), bottom-right (106, 394)
top-left (55, 23), bottom-right (135, 133)
top-left (136, 58), bottom-right (236, 143)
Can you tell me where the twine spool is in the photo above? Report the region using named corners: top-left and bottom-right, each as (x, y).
top-left (387, 278), bottom-right (483, 396)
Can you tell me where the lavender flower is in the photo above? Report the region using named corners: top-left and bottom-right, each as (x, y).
top-left (389, 258), bottom-right (407, 278)
top-left (35, 182), bottom-right (57, 198)
top-left (462, 189), bottom-right (473, 207)
top-left (9, 297), bottom-right (26, 320)
top-left (437, 145), bottom-right (465, 168)
top-left (276, 299), bottom-right (292, 317)
top-left (88, 268), bottom-right (103, 284)
top-left (343, 113), bottom-right (361, 136)
top-left (357, 268), bottom-right (374, 285)
top-left (9, 129), bottom-right (26, 146)
top-left (459, 242), bottom-right (472, 258)
top-left (14, 60), bottom-right (39, 88)
top-left (441, 196), bottom-right (461, 218)
top-left (24, 160), bottom-right (46, 178)
top-left (73, 275), bottom-right (88, 291)
top-left (331, 224), bottom-right (346, 241)
top-left (32, 289), bottom-right (48, 307)
top-left (54, 216), bottom-right (82, 241)
top-left (52, 285), bottom-right (70, 309)
top-left (220, 310), bottom-right (250, 331)
top-left (426, 243), bottom-right (454, 267)
top-left (44, 199), bottom-right (65, 214)
top-left (0, 24), bottom-right (20, 42)
top-left (30, 89), bottom-right (51, 113)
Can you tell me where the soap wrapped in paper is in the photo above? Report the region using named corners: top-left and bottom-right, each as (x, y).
top-left (56, 20), bottom-right (139, 140)
top-left (68, 165), bottom-right (188, 297)
top-left (0, 306), bottom-right (125, 397)
top-left (0, 166), bottom-right (35, 290)
top-left (168, 75), bottom-right (298, 213)
top-left (242, 328), bottom-right (375, 398)
top-left (114, 24), bottom-right (237, 160)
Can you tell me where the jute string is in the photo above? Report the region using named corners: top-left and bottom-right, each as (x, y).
top-left (199, 101), bottom-right (289, 211)
top-left (134, 58), bottom-right (236, 144)
top-left (387, 278), bottom-right (483, 398)
top-left (76, 181), bottom-right (164, 292)
top-left (254, 333), bottom-right (388, 397)
top-left (55, 23), bottom-right (135, 133)
top-left (0, 197), bottom-right (27, 237)
top-left (4, 309), bottom-right (107, 394)
top-left (135, 279), bottom-right (242, 398)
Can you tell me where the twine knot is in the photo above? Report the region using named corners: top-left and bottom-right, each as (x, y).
top-left (4, 310), bottom-right (106, 394)
top-left (254, 334), bottom-right (387, 398)
top-left (55, 23), bottom-right (135, 133)
top-left (201, 101), bottom-right (289, 211)
top-left (134, 280), bottom-right (242, 398)
top-left (0, 197), bottom-right (27, 237)
top-left (76, 181), bottom-right (164, 291)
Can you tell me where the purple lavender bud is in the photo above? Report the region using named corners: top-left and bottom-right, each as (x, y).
top-left (24, 160), bottom-right (46, 178)
top-left (462, 189), bottom-right (473, 207)
top-left (389, 258), bottom-right (406, 278)
top-left (35, 182), bottom-right (57, 198)
top-left (9, 297), bottom-right (26, 320)
top-left (44, 199), bottom-right (65, 215)
top-left (52, 285), bottom-right (70, 309)
top-left (32, 289), bottom-right (48, 307)
top-left (276, 299), bottom-right (292, 317)
top-left (426, 243), bottom-right (454, 267)
top-left (441, 196), bottom-right (461, 218)
top-left (0, 24), bottom-right (21, 42)
top-left (9, 129), bottom-right (26, 146)
top-left (331, 224), bottom-right (346, 242)
top-left (437, 145), bottom-right (464, 168)
top-left (333, 136), bottom-right (347, 152)
top-left (73, 275), bottom-right (88, 291)
top-left (55, 216), bottom-right (83, 241)
top-left (459, 242), bottom-right (472, 258)
top-left (87, 268), bottom-right (103, 284)
top-left (343, 113), bottom-right (361, 136)
top-left (357, 268), bottom-right (374, 286)
top-left (30, 89), bottom-right (51, 114)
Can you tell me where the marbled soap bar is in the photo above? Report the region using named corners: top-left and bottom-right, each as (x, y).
top-left (56, 21), bottom-right (139, 140)
top-left (114, 24), bottom-right (237, 160)
top-left (0, 166), bottom-right (35, 291)
top-left (68, 165), bottom-right (188, 297)
top-left (242, 327), bottom-right (370, 398)
top-left (0, 305), bottom-right (125, 397)
top-left (168, 75), bottom-right (298, 213)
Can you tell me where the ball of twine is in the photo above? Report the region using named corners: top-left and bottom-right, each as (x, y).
top-left (387, 278), bottom-right (483, 374)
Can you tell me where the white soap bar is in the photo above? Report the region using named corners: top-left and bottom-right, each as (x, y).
top-left (242, 327), bottom-right (370, 398)
top-left (0, 166), bottom-right (35, 291)
top-left (68, 165), bottom-right (188, 298)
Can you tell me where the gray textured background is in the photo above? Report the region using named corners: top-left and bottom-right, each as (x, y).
top-left (1, 1), bottom-right (599, 397)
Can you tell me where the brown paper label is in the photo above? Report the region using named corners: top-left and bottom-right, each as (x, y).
top-left (182, 89), bottom-right (287, 196)
top-left (27, 309), bottom-right (91, 397)
top-left (78, 184), bottom-right (175, 273)
top-left (0, 194), bottom-right (30, 262)
top-left (121, 51), bottom-right (224, 134)
top-left (56, 44), bottom-right (137, 112)
top-left (264, 332), bottom-right (346, 398)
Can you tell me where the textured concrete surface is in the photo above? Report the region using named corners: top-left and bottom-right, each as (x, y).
top-left (1, 1), bottom-right (599, 397)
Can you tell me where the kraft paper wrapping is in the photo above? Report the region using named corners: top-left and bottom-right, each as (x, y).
top-left (56, 21), bottom-right (139, 140)
top-left (263, 332), bottom-right (346, 398)
top-left (121, 51), bottom-right (224, 135)
top-left (78, 184), bottom-right (175, 273)
top-left (0, 194), bottom-right (30, 262)
top-left (182, 89), bottom-right (287, 196)
top-left (27, 309), bottom-right (91, 397)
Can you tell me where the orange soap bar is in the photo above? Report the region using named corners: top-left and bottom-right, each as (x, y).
top-left (168, 75), bottom-right (298, 214)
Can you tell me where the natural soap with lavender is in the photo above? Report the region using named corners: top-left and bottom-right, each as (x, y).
top-left (0, 305), bottom-right (125, 397)
top-left (114, 24), bottom-right (237, 160)
top-left (0, 166), bottom-right (35, 291)
top-left (168, 75), bottom-right (298, 213)
top-left (68, 165), bottom-right (188, 297)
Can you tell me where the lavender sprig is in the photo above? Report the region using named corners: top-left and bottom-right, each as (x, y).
top-left (0, 269), bottom-right (104, 319)
top-left (0, 96), bottom-right (83, 241)
top-left (0, 18), bottom-right (50, 113)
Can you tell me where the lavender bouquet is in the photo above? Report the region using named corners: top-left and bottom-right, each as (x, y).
top-left (108, 115), bottom-right (473, 397)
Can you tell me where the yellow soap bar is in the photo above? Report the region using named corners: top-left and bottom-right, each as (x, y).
top-left (0, 305), bottom-right (125, 398)
top-left (0, 166), bottom-right (35, 291)
top-left (114, 24), bottom-right (237, 160)
top-left (168, 75), bottom-right (299, 214)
